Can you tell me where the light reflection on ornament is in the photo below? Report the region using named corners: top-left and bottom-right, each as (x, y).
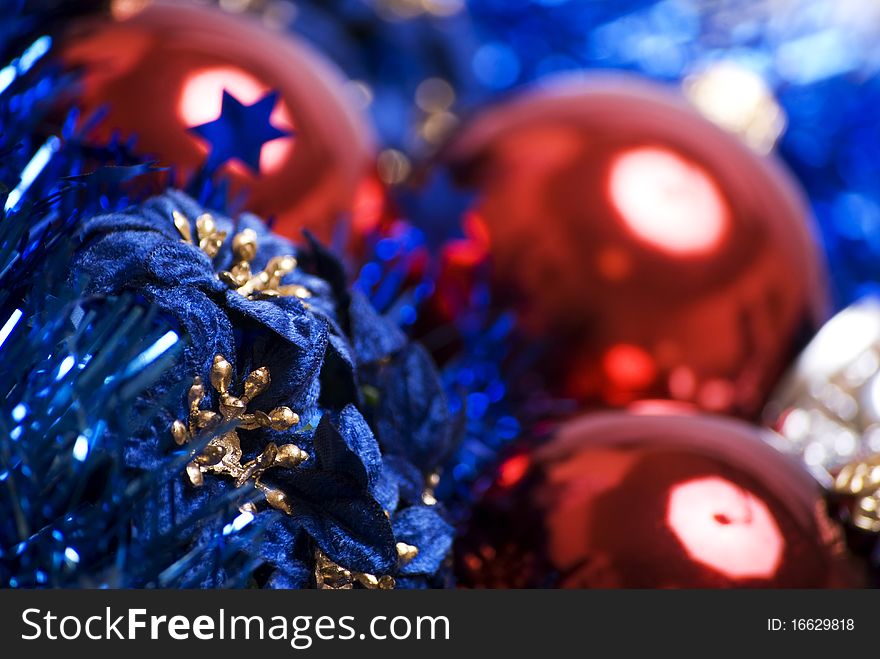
top-left (666, 476), bottom-right (783, 580)
top-left (110, 0), bottom-right (150, 21)
top-left (608, 146), bottom-right (729, 256)
top-left (627, 399), bottom-right (699, 416)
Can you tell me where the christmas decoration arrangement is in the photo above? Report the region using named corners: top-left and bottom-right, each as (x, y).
top-left (0, 3), bottom-right (454, 589)
top-left (3, 0), bottom-right (880, 589)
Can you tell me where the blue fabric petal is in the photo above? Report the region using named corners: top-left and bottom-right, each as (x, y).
top-left (332, 405), bottom-right (383, 490)
top-left (254, 514), bottom-right (312, 589)
top-left (284, 475), bottom-right (396, 575)
top-left (348, 290), bottom-right (407, 364)
top-left (239, 332), bottom-right (324, 413)
top-left (143, 284), bottom-right (236, 380)
top-left (266, 569), bottom-right (310, 590)
top-left (300, 231), bottom-right (349, 309)
top-left (318, 332), bottom-right (359, 409)
top-left (146, 242), bottom-right (224, 291)
top-left (75, 230), bottom-right (169, 294)
top-left (311, 413), bottom-right (368, 487)
top-left (382, 455), bottom-right (424, 507)
top-left (80, 207), bottom-right (180, 242)
top-left (374, 343), bottom-right (457, 472)
top-left (262, 414), bottom-right (396, 574)
top-left (393, 506), bottom-right (454, 576)
top-left (372, 462), bottom-right (400, 513)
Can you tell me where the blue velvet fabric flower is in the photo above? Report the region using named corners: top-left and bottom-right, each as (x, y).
top-left (72, 190), bottom-right (456, 588)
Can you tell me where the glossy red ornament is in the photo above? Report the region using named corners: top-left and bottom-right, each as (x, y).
top-left (61, 1), bottom-right (375, 241)
top-left (457, 411), bottom-right (865, 588)
top-left (438, 76), bottom-right (828, 417)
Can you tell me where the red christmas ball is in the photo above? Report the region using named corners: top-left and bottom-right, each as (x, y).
top-left (437, 76), bottom-right (828, 417)
top-left (457, 411), bottom-right (865, 588)
top-left (61, 1), bottom-right (375, 242)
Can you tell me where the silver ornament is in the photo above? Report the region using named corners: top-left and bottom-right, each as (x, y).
top-left (764, 297), bottom-right (880, 487)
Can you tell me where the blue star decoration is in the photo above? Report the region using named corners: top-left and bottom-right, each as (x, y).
top-left (188, 89), bottom-right (293, 174)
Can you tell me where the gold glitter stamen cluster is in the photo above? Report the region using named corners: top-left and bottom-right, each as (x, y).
top-left (172, 355), bottom-right (308, 514)
top-left (173, 210), bottom-right (311, 301)
top-left (172, 359), bottom-right (423, 588)
top-left (314, 542), bottom-right (419, 590)
top-left (832, 455), bottom-right (880, 532)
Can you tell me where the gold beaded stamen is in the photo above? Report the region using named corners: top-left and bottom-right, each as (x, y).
top-left (173, 210), bottom-right (312, 301)
top-left (314, 542), bottom-right (419, 590)
top-left (171, 355), bottom-right (308, 515)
